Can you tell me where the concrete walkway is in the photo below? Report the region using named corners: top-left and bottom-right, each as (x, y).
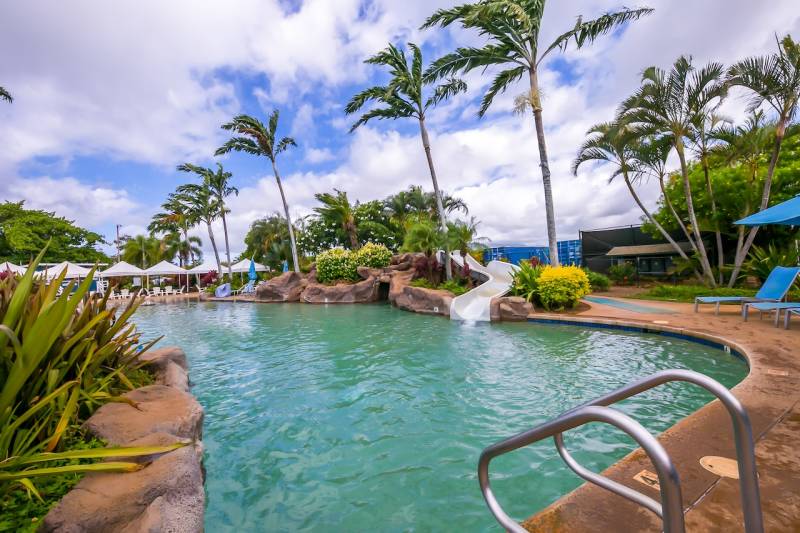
top-left (521, 293), bottom-right (800, 532)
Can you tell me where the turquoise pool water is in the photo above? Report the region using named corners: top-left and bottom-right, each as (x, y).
top-left (131, 302), bottom-right (747, 532)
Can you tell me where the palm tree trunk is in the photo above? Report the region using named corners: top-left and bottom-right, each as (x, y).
top-left (418, 117), bottom-right (452, 280)
top-left (272, 161), bottom-right (300, 273)
top-left (221, 208), bottom-right (233, 280)
top-left (623, 173), bottom-right (702, 281)
top-left (183, 226), bottom-right (192, 265)
top-left (207, 222), bottom-right (222, 276)
top-left (346, 221), bottom-right (359, 250)
top-left (529, 68), bottom-right (559, 267)
top-left (727, 117), bottom-right (786, 287)
top-left (675, 140), bottom-right (716, 286)
top-left (701, 157), bottom-right (725, 284)
top-left (659, 175), bottom-right (698, 253)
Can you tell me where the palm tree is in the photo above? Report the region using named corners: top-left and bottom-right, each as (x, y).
top-left (711, 111), bottom-right (775, 284)
top-left (175, 184), bottom-right (223, 275)
top-left (163, 231), bottom-right (202, 268)
top-left (0, 87), bottom-right (11, 103)
top-left (422, 3), bottom-right (653, 267)
top-left (314, 190), bottom-right (360, 250)
top-left (244, 214), bottom-right (293, 270)
top-left (345, 42), bottom-right (467, 280)
top-left (620, 56), bottom-right (727, 286)
top-left (726, 34), bottom-right (800, 286)
top-left (178, 162), bottom-right (238, 279)
top-left (446, 217), bottom-right (486, 283)
top-left (215, 111), bottom-right (300, 273)
top-left (402, 220), bottom-right (446, 282)
top-left (149, 196), bottom-right (199, 267)
top-left (573, 121), bottom-right (700, 279)
top-left (122, 235), bottom-right (165, 268)
top-left (688, 112), bottom-right (729, 283)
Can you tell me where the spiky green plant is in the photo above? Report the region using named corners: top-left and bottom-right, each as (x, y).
top-left (0, 249), bottom-right (181, 497)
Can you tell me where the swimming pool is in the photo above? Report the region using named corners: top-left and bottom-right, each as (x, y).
top-left (132, 302), bottom-right (747, 532)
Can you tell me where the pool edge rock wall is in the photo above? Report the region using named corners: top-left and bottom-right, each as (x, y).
top-left (42, 347), bottom-right (205, 533)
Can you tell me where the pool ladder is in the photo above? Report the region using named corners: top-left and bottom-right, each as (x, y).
top-left (478, 369), bottom-right (764, 533)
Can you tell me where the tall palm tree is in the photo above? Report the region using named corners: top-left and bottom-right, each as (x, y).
top-left (688, 112), bottom-right (729, 283)
top-left (446, 217), bottom-right (486, 269)
top-left (620, 56), bottom-right (727, 286)
top-left (345, 42), bottom-right (467, 280)
top-left (174, 184), bottom-right (223, 275)
top-left (0, 87), bottom-right (11, 103)
top-left (314, 190), bottom-right (360, 250)
top-left (726, 34), bottom-right (800, 286)
top-left (422, 2), bottom-right (653, 267)
top-left (711, 111), bottom-right (775, 284)
top-left (122, 235), bottom-right (164, 269)
top-left (178, 162), bottom-right (238, 279)
top-left (216, 111), bottom-right (300, 273)
top-left (573, 121), bottom-right (700, 279)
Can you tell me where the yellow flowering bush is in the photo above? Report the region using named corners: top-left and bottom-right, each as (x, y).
top-left (536, 266), bottom-right (590, 310)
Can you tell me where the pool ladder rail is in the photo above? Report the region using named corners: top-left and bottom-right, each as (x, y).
top-left (478, 369), bottom-right (764, 533)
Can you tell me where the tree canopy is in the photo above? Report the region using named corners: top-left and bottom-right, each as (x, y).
top-left (0, 202), bottom-right (108, 264)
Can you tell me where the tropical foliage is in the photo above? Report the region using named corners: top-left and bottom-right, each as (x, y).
top-left (422, 1), bottom-right (652, 266)
top-left (510, 261), bottom-right (544, 302)
top-left (346, 42), bottom-right (467, 279)
top-left (536, 266), bottom-right (591, 310)
top-left (242, 214), bottom-right (294, 272)
top-left (0, 250), bottom-right (181, 510)
top-left (0, 202), bottom-right (108, 265)
top-left (314, 244), bottom-right (393, 284)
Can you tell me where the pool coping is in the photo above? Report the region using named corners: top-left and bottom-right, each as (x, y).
top-left (520, 308), bottom-right (800, 531)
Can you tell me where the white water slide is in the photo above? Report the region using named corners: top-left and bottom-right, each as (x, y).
top-left (449, 253), bottom-right (519, 321)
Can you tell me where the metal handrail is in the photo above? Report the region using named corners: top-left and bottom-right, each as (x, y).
top-left (478, 369), bottom-right (764, 533)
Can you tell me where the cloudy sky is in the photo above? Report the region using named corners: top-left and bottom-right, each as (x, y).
top-left (1, 0), bottom-right (798, 259)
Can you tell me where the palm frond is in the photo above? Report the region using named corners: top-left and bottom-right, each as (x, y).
top-left (425, 78), bottom-right (468, 109)
top-left (275, 137), bottom-right (296, 155)
top-left (479, 65), bottom-right (526, 116)
top-left (0, 86), bottom-right (11, 103)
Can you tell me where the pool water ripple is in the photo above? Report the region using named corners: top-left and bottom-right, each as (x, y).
top-left (132, 302), bottom-right (747, 532)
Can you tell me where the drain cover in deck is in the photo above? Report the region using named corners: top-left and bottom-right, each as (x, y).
top-left (700, 456), bottom-right (739, 479)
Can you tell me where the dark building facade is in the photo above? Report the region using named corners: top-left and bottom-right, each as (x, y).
top-left (580, 225), bottom-right (693, 276)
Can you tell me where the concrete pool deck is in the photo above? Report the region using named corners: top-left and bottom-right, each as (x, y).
top-left (521, 294), bottom-right (800, 532)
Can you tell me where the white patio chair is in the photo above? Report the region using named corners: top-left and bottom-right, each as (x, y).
top-left (163, 285), bottom-right (174, 296)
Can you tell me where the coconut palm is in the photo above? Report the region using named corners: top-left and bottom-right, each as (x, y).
top-left (619, 56), bottom-right (727, 286)
top-left (0, 87), bottom-right (11, 103)
top-left (314, 190), bottom-right (360, 250)
top-left (122, 234), bottom-right (164, 269)
top-left (402, 220), bottom-right (446, 282)
top-left (446, 217), bottom-right (487, 282)
top-left (345, 42), bottom-right (467, 280)
top-left (726, 34), bottom-right (800, 286)
top-left (174, 184), bottom-right (223, 276)
top-left (573, 121), bottom-right (700, 279)
top-left (178, 162), bottom-right (238, 279)
top-left (216, 111), bottom-right (300, 272)
top-left (422, 2), bottom-right (653, 266)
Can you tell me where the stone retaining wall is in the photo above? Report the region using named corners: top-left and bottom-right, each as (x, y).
top-left (42, 347), bottom-right (204, 533)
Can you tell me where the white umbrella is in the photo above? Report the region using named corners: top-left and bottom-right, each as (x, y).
top-left (41, 261), bottom-right (92, 279)
top-left (0, 261), bottom-right (25, 274)
top-left (230, 258), bottom-right (268, 273)
top-left (100, 261), bottom-right (145, 277)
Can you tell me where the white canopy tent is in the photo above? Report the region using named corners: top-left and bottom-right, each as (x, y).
top-left (187, 261), bottom-right (219, 275)
top-left (99, 261), bottom-right (145, 277)
top-left (230, 258), bottom-right (268, 273)
top-left (40, 261), bottom-right (92, 279)
top-left (0, 261), bottom-right (26, 274)
top-left (143, 261), bottom-right (189, 290)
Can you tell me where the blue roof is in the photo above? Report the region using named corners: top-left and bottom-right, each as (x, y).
top-left (735, 195), bottom-right (800, 226)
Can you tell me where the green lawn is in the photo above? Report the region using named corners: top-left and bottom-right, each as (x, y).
top-left (629, 284), bottom-right (800, 303)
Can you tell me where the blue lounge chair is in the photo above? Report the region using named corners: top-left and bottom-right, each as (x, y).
top-left (232, 280), bottom-right (255, 297)
top-left (785, 308), bottom-right (800, 330)
top-left (742, 301), bottom-right (800, 326)
top-left (693, 266), bottom-right (800, 315)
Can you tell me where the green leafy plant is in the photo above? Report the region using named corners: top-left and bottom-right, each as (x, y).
top-left (745, 243), bottom-right (799, 282)
top-left (0, 248), bottom-right (182, 498)
top-left (608, 263), bottom-right (636, 284)
top-left (510, 262), bottom-right (545, 302)
top-left (536, 266), bottom-right (591, 310)
top-left (315, 248), bottom-right (358, 284)
top-left (584, 269), bottom-right (611, 292)
top-left (353, 242), bottom-right (392, 268)
top-left (438, 279), bottom-right (469, 296)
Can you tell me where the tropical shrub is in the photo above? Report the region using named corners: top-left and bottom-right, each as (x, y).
top-left (745, 243), bottom-right (798, 282)
top-left (608, 263), bottom-right (636, 284)
top-left (438, 279), bottom-right (469, 296)
top-left (353, 242), bottom-right (392, 268)
top-left (510, 261), bottom-right (545, 302)
top-left (584, 269), bottom-right (610, 291)
top-left (315, 248), bottom-right (358, 283)
top-left (536, 266), bottom-right (591, 310)
top-left (0, 249), bottom-right (181, 504)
